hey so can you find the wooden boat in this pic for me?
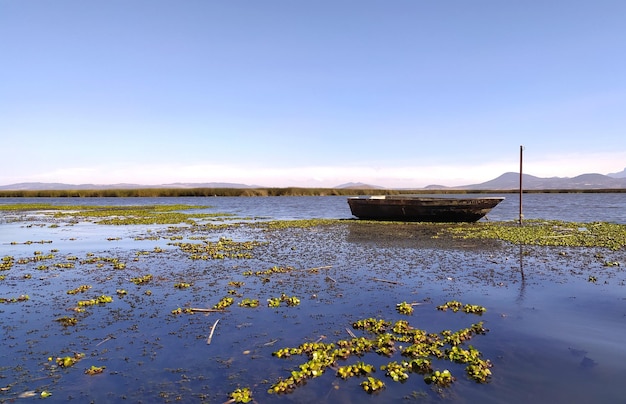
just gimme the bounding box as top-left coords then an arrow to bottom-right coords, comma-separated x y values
347,196 -> 505,222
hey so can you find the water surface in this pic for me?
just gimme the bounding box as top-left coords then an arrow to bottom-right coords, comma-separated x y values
0,195 -> 624,403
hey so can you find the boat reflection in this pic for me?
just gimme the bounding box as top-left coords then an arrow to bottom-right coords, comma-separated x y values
345,222 -> 502,251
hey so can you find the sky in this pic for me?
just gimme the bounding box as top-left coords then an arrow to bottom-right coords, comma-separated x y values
2,1 -> 626,188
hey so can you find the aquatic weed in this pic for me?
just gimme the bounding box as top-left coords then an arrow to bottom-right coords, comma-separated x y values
85,365 -> 106,375
396,301 -> 414,315
447,220 -> 626,250
268,303 -> 492,397
227,387 -> 253,403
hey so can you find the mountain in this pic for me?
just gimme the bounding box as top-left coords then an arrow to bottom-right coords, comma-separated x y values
0,182 -> 257,191
607,167 -> 626,178
0,182 -> 154,191
2,171 -> 626,191
457,172 -> 626,190
160,182 -> 259,188
335,182 -> 384,189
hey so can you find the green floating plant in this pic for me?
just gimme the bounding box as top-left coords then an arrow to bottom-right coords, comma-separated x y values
424,369 -> 454,387
67,285 -> 91,295
267,297 -> 281,308
213,297 -> 234,310
268,293 -> 301,307
0,295 -> 29,304
381,361 -> 409,382
171,307 -> 193,315
55,353 -> 85,368
396,301 -> 414,315
353,318 -> 390,334
436,300 -> 463,312
437,300 -> 486,315
238,298 -> 259,308
336,361 -> 375,379
130,274 -> 152,285
361,376 -> 385,393
463,304 -> 487,315
0,256 -> 14,270
268,303 -> 492,397
228,387 -> 253,403
112,261 -> 126,269
228,281 -> 244,287
77,295 -> 113,307
85,365 -> 106,375
171,237 -> 262,260
243,265 -> 294,277
54,316 -> 78,327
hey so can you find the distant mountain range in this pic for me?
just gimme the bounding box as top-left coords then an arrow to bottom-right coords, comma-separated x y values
0,182 -> 259,191
335,182 -> 385,189
607,167 -> 626,178
424,171 -> 626,190
1,168 -> 625,191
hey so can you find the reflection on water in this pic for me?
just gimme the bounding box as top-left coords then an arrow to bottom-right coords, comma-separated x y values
0,198 -> 625,403
517,244 -> 526,305
345,222 -> 502,250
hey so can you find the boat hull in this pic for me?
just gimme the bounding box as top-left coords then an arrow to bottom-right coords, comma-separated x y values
347,196 -> 505,222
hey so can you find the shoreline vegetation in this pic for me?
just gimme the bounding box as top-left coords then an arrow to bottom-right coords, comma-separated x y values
1,187 -> 625,198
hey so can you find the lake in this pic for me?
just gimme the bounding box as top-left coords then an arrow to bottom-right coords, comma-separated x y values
2,192 -> 626,223
0,194 -> 625,403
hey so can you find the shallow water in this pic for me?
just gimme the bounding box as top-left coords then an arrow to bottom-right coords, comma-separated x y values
0,197 -> 625,403
1,192 -> 626,223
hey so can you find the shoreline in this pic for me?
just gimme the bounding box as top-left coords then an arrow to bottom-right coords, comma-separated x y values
1,188 -> 626,198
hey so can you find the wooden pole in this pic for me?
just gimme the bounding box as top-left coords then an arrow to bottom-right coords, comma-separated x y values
519,145 -> 524,225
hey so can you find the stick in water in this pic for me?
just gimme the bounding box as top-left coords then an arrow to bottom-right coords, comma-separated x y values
345,328 -> 357,338
96,335 -> 115,347
190,308 -> 226,313
306,265 -> 332,271
207,319 -> 220,345
371,277 -> 402,285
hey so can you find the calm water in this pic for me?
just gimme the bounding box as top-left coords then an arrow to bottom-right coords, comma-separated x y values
1,192 -> 625,223
0,195 -> 625,403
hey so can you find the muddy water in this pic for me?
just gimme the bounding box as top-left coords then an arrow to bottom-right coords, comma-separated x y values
1,209 -> 625,403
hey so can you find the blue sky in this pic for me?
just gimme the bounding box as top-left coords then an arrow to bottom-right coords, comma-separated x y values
2,1 -> 625,188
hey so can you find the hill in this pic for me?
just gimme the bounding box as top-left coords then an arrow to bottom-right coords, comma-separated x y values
456,172 -> 626,190
335,182 -> 384,189
2,170 -> 626,191
0,182 -> 257,191
607,167 -> 626,178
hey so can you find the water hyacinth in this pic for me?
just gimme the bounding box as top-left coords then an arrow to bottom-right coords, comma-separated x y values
446,220 -> 626,250
85,365 -> 106,375
396,301 -> 414,315
269,306 -> 492,396
55,353 -> 85,368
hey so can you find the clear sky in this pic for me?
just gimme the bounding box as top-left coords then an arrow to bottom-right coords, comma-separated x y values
2,1 -> 625,188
